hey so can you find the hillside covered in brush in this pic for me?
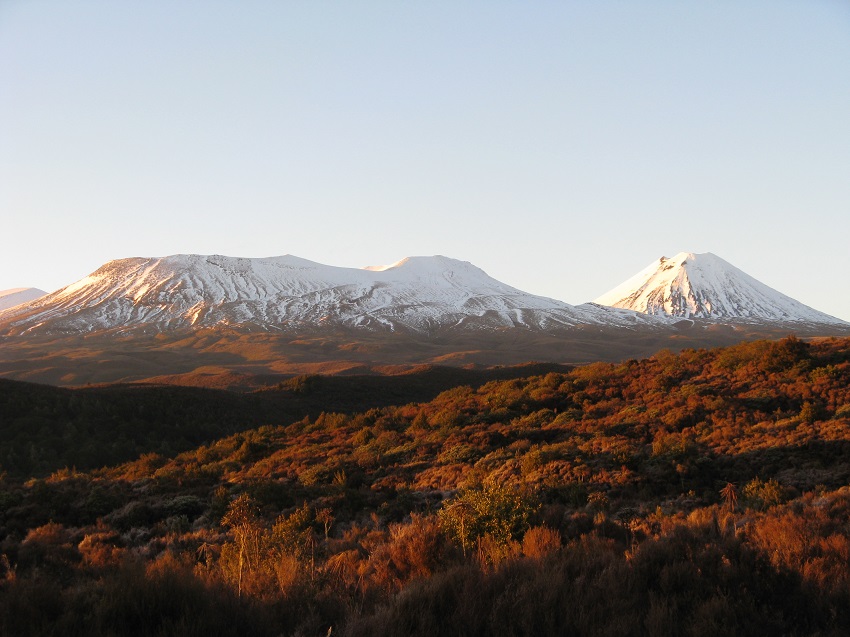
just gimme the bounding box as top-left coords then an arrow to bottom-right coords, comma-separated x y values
2,336 -> 850,635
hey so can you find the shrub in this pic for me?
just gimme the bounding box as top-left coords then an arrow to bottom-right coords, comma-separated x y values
743,477 -> 786,511
521,525 -> 561,559
438,483 -> 537,556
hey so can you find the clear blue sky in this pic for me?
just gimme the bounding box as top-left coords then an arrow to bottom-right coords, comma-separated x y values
2,1 -> 849,320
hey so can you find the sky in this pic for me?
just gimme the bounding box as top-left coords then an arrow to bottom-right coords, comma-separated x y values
2,1 -> 849,320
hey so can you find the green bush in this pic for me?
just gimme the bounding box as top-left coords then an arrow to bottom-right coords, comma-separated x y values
438,483 -> 537,556
743,477 -> 786,510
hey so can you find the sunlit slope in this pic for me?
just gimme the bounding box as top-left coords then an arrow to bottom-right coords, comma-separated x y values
596,252 -> 846,326
0,254 -> 655,335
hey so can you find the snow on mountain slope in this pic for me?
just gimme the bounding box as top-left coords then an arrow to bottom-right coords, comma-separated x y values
0,288 -> 47,312
0,254 -> 656,336
595,252 -> 847,325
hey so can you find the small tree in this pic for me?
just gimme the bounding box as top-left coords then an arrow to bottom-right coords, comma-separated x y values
316,507 -> 334,541
799,401 -> 823,425
221,493 -> 262,597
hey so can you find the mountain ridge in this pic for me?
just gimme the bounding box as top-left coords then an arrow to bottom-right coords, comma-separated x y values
594,251 -> 847,326
0,253 -> 658,337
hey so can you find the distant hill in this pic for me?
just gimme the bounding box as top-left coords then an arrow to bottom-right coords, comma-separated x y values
0,287 -> 46,311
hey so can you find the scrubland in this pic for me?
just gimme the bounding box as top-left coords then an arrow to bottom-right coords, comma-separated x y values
3,336 -> 850,636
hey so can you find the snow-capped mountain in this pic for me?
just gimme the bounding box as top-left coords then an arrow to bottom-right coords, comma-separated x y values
0,288 -> 47,312
0,254 -> 654,336
595,252 -> 846,325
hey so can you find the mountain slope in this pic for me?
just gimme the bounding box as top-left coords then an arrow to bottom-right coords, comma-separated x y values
0,288 -> 47,312
0,254 -> 655,336
595,252 -> 846,325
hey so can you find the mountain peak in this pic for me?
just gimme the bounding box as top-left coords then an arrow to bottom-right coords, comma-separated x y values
595,251 -> 846,325
0,253 -> 653,336
363,255 -> 472,272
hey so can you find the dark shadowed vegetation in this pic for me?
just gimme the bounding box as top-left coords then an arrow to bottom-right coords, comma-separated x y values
0,362 -> 569,477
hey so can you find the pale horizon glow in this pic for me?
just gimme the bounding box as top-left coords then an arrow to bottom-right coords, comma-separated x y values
2,2 -> 849,321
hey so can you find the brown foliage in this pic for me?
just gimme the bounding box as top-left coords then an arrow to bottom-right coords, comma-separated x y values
5,337 -> 850,634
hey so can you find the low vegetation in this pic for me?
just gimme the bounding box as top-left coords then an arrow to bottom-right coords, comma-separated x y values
2,336 -> 850,635
0,363 -> 568,477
